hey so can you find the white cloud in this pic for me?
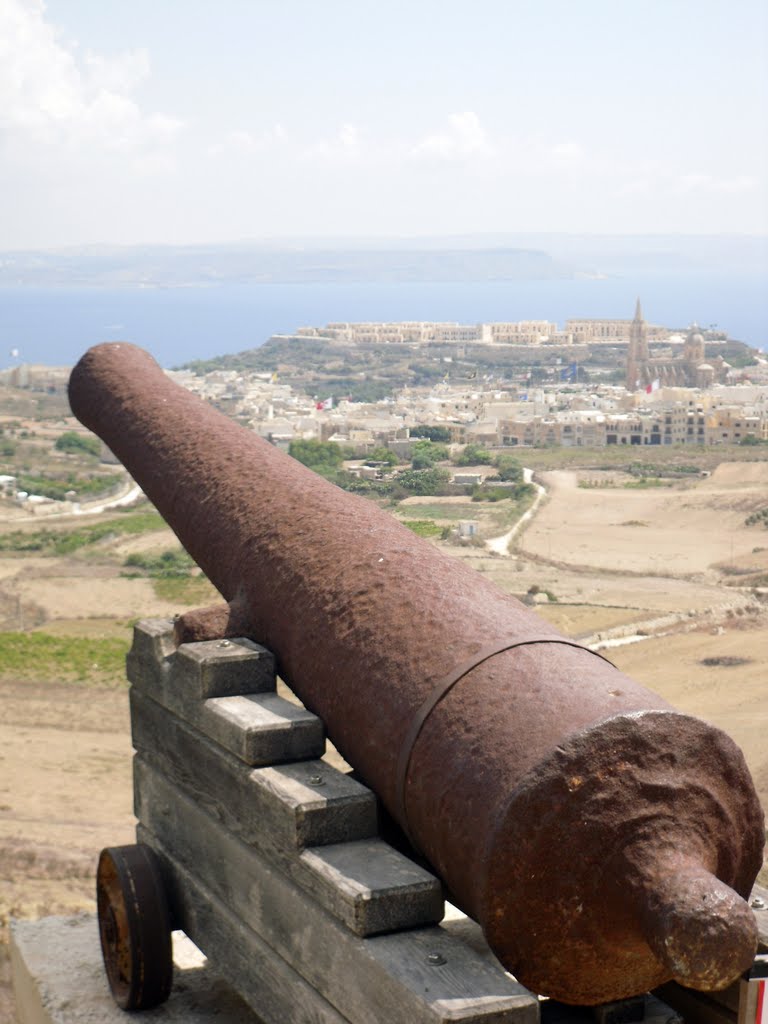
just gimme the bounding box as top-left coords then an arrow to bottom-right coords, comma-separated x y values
208,124 -> 287,158
0,0 -> 181,161
338,123 -> 358,150
84,49 -> 151,94
304,122 -> 364,162
411,112 -> 494,161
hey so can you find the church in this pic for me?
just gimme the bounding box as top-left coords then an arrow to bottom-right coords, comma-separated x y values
625,300 -> 730,391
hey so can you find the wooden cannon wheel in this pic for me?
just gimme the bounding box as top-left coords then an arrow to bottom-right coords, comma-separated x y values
96,844 -> 173,1010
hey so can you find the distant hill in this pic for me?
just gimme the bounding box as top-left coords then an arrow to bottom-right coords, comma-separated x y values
182,334 -> 593,401
2,233 -> 763,288
181,333 -> 762,402
0,244 -> 570,287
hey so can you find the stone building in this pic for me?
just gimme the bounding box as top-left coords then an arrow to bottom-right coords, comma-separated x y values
567,315 -> 667,344
625,301 -> 729,391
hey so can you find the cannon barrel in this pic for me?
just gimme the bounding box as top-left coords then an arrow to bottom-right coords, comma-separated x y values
69,343 -> 764,1005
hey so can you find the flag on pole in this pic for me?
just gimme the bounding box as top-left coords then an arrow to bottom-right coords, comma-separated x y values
315,396 -> 333,411
645,379 -> 660,394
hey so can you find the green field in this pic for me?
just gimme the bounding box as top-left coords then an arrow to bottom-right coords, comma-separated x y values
0,510 -> 165,556
0,631 -> 130,686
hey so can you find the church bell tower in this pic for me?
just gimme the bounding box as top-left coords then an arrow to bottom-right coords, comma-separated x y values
626,298 -> 649,390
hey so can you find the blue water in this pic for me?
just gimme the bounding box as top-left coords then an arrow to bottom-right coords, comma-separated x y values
1,271 -> 766,369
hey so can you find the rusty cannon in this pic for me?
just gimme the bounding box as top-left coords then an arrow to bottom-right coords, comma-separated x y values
69,342 -> 765,1006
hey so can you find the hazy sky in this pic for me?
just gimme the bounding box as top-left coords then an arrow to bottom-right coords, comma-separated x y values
1,0 -> 766,248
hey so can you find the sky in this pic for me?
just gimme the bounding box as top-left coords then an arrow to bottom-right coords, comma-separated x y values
1,0 -> 767,248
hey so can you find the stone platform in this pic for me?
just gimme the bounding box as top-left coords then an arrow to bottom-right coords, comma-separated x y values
10,914 -> 260,1024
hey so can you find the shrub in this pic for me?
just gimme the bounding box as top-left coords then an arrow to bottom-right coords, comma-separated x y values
494,454 -> 523,482
54,431 -> 100,456
288,439 -> 345,470
395,467 -> 452,496
123,549 -> 198,578
454,443 -> 493,467
410,440 -> 448,468
746,508 -> 768,528
411,426 -> 451,443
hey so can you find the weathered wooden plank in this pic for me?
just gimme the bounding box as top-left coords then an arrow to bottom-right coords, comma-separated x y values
173,638 -> 277,699
129,619 -> 323,765
136,764 -> 538,1024
298,839 -> 444,936
128,617 -> 177,667
134,752 -> 441,936
136,825 -> 350,1024
250,759 -> 379,848
201,691 -> 325,765
131,691 -> 376,849
128,621 -> 276,700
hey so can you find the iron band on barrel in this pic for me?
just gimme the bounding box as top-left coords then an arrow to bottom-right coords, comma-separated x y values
394,635 -> 615,849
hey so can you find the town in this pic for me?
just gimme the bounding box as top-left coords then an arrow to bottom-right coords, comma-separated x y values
0,302 -> 766,515
168,305 -> 768,460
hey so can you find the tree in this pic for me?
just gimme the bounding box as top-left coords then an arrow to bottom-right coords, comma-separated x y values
411,425 -> 451,443
410,440 -> 448,469
454,443 -> 493,466
288,439 -> 345,470
368,446 -> 399,466
54,431 -> 100,457
396,467 -> 452,496
494,454 -> 523,482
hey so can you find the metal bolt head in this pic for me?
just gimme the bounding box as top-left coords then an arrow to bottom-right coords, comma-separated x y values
308,774 -> 325,787
217,639 -> 231,648
751,896 -> 766,910
426,952 -> 446,966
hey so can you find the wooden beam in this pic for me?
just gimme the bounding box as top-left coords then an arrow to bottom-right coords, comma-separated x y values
136,780 -> 538,1024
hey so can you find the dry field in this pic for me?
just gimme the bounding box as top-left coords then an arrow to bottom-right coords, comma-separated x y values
1,457 -> 767,1019
519,462 -> 768,580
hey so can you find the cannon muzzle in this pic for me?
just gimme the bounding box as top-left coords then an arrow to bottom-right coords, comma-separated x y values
69,342 -> 765,1004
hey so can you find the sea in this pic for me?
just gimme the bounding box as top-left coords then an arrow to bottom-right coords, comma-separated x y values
1,270 -> 766,369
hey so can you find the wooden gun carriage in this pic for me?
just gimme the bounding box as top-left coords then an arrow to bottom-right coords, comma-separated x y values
96,619 -> 768,1024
